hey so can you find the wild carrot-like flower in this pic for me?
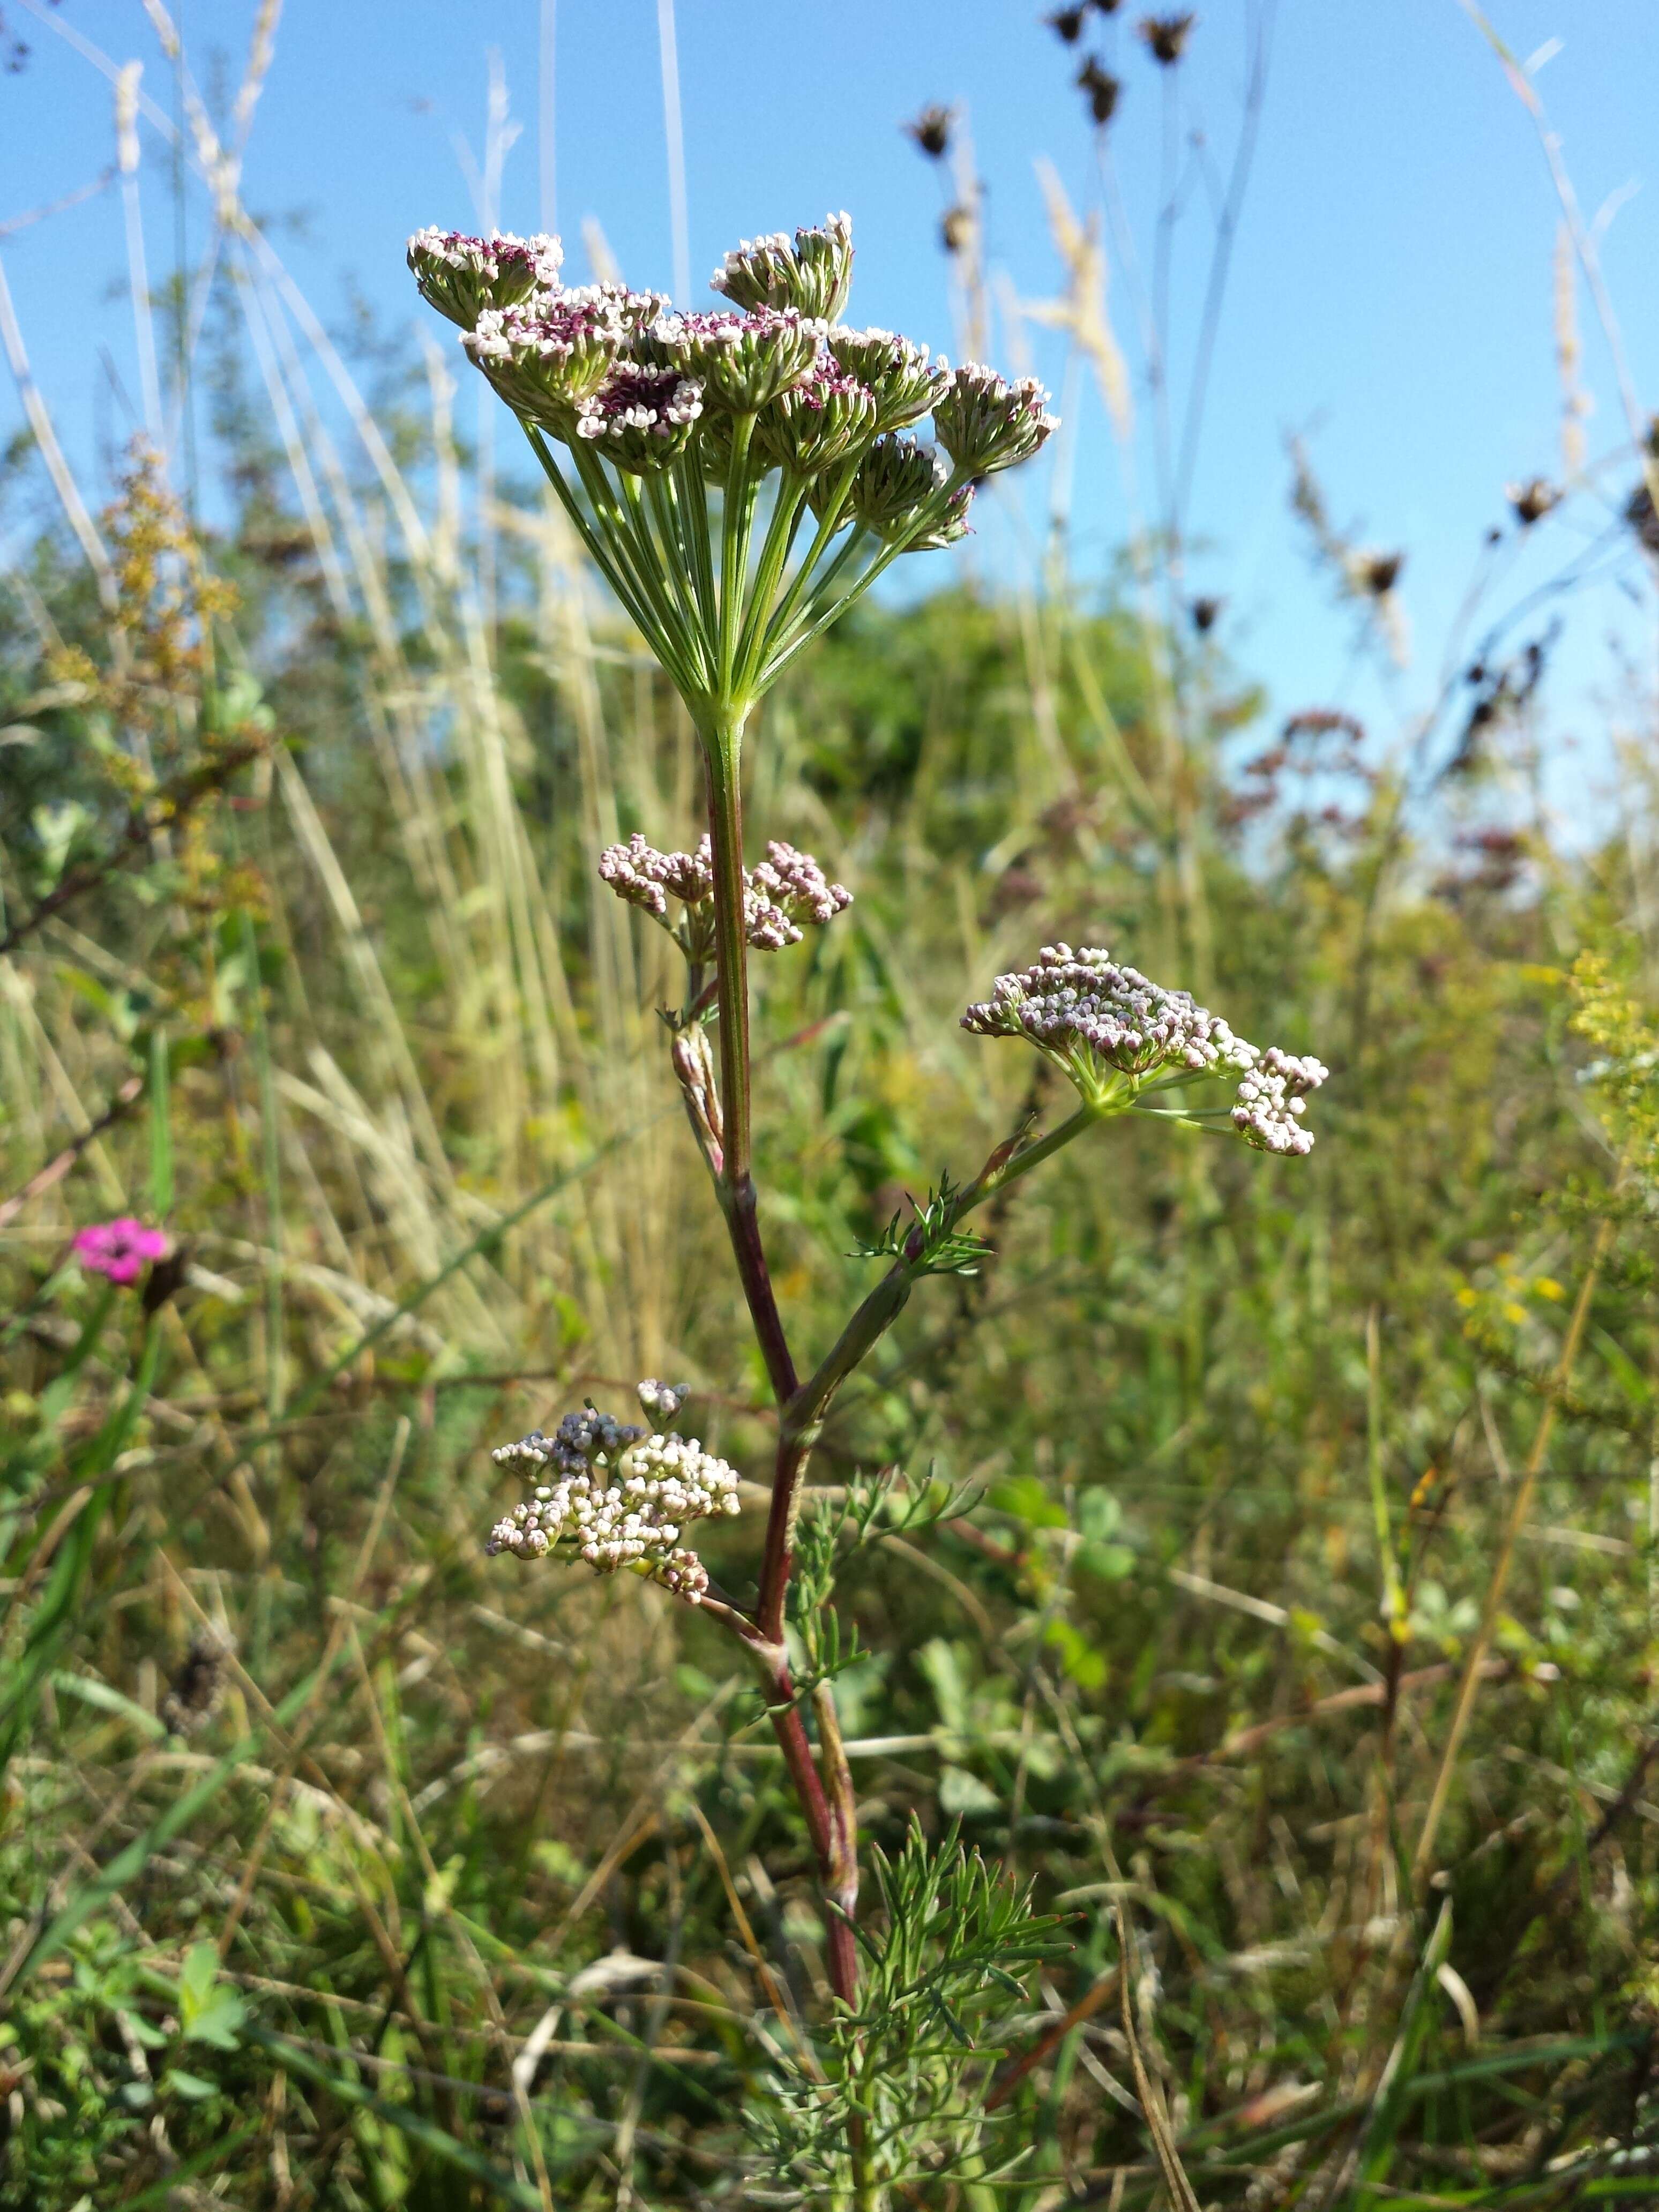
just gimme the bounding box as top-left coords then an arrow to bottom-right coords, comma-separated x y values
846,434 -> 954,539
72,1217 -> 169,1284
756,368 -> 880,475
962,945 -> 1327,1151
410,201 -> 1056,2016
575,365 -> 705,473
649,307 -> 824,414
486,1387 -> 739,1603
408,210 -> 1053,727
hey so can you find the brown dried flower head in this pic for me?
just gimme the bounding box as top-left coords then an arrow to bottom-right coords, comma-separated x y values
1077,57 -> 1123,125
1139,11 -> 1195,63
905,103 -> 953,159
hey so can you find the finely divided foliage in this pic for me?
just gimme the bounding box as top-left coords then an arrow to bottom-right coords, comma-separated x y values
406,207 -> 1323,2200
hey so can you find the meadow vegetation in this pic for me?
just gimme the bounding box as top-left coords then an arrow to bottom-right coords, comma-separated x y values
2,6 -> 1658,2206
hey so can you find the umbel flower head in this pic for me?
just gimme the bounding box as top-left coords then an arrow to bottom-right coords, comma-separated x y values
756,365 -> 880,476
711,212 -> 855,322
933,365 -> 1061,476
962,944 -> 1328,1154
407,227 -> 563,330
407,210 -> 1056,719
487,1381 -> 738,1603
599,833 -> 851,962
576,364 -> 705,473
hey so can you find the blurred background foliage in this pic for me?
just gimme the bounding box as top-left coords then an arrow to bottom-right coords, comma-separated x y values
3,6 -> 1659,2207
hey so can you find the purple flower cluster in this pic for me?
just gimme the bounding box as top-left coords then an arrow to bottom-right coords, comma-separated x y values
575,364 -> 705,473
962,944 -> 1327,1152
598,832 -> 851,957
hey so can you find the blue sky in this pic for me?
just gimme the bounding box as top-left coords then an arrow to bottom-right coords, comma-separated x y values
2,0 -> 1656,807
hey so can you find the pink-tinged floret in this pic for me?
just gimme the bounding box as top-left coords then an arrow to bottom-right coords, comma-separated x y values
72,1217 -> 169,1285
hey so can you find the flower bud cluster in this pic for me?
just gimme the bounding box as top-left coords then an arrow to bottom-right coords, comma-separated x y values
757,368 -> 880,475
650,307 -> 824,413
637,1377 -> 692,1421
748,841 -> 855,946
485,1391 -> 738,1603
1231,1046 -> 1329,1157
407,227 -> 563,328
598,832 -> 851,958
825,328 -> 948,434
711,213 -> 855,323
932,364 -> 1061,476
962,944 -> 1327,1149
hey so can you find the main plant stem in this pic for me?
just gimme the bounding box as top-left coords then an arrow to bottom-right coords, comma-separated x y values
702,708 -> 861,2005
703,721 -> 797,1411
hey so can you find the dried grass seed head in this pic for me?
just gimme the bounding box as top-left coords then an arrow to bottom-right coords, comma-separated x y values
1507,477 -> 1560,527
1138,11 -> 1196,63
1077,57 -> 1123,125
905,104 -> 953,158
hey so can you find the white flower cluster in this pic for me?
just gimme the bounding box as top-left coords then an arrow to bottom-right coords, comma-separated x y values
486,1385 -> 737,1603
415,210 -> 1055,519
963,945 -> 1252,1078
962,944 -> 1327,1152
597,833 -> 851,956
1231,1045 -> 1329,1157
748,841 -> 854,946
574,365 -> 706,470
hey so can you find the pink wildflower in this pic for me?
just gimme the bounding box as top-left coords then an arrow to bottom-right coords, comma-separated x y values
72,1217 -> 169,1286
